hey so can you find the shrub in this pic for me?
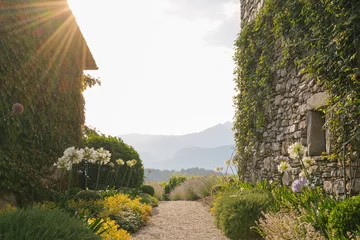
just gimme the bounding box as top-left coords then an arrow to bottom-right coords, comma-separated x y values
163,174 -> 187,200
169,182 -> 198,201
271,186 -> 337,238
0,207 -> 100,240
192,175 -> 218,198
68,199 -> 105,218
140,185 -> 155,196
213,189 -> 273,240
147,182 -> 164,201
328,195 -> 360,238
75,190 -> 104,201
138,193 -> 158,207
88,218 -> 131,240
103,194 -> 152,223
69,187 -> 83,198
84,135 -> 144,189
211,184 -> 226,196
110,210 -> 143,233
256,208 -> 325,239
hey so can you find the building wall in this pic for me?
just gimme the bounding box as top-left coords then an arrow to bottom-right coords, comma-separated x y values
239,0 -> 359,195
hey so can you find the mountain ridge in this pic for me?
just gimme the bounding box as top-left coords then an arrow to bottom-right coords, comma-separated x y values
119,122 -> 235,170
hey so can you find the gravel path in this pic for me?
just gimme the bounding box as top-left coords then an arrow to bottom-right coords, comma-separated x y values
132,201 -> 229,240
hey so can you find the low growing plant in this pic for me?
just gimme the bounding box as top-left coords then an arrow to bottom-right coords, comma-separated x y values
0,207 -> 100,240
212,189 -> 273,240
328,195 -> 360,239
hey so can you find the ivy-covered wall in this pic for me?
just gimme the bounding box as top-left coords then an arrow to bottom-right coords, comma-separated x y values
0,0 -> 97,203
235,0 -> 360,195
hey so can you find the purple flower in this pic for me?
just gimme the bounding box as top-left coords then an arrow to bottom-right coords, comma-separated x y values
291,177 -> 309,193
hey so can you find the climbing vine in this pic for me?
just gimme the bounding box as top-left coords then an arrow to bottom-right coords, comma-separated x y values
234,0 -> 360,177
0,1 -> 96,203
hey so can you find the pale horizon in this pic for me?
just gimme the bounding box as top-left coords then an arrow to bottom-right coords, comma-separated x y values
68,0 -> 240,136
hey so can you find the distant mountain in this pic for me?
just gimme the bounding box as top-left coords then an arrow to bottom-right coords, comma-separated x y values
120,122 -> 235,170
144,168 -> 222,182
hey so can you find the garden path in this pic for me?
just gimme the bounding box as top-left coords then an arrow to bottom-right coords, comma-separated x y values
132,201 -> 229,240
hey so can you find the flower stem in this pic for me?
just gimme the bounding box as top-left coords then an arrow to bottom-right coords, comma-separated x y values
85,162 -> 89,190
95,164 -> 102,190
126,168 -> 133,188
66,168 -> 73,200
120,167 -> 128,187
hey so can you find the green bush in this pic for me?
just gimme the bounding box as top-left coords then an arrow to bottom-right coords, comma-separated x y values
163,174 -> 187,200
110,210 -> 143,233
211,184 -> 225,196
328,195 -> 360,238
84,134 -> 144,189
213,189 -> 273,240
140,185 -> 155,196
69,187 -> 82,198
271,186 -> 337,238
0,207 -> 100,240
139,193 -> 158,207
75,190 -> 103,201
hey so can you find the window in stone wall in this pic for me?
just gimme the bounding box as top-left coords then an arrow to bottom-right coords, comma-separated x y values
307,111 -> 326,156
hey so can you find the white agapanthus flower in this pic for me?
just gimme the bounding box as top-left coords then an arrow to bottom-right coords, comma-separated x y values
96,148 -> 111,165
288,142 -> 306,159
224,159 -> 231,166
63,147 -> 84,164
231,159 -> 239,166
302,157 -> 314,168
277,161 -> 291,173
116,159 -> 125,165
214,166 -> 223,172
83,147 -> 97,163
299,170 -> 306,178
53,156 -> 72,170
126,159 -> 137,167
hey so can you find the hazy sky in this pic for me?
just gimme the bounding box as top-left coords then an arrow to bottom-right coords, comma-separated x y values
68,0 -> 240,135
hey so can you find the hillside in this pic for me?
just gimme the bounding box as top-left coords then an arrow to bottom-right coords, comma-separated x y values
120,122 -> 235,170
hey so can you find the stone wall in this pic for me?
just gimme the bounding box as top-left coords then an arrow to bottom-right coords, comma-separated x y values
240,0 -> 360,195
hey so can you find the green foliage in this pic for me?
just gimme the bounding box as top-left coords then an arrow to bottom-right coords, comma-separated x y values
140,184 -> 155,196
271,186 -> 337,238
163,174 -> 187,200
138,193 -> 158,207
213,189 -> 273,240
234,0 -> 360,175
110,210 -> 143,234
0,1 -> 96,203
83,134 -> 144,189
328,195 -> 360,238
169,176 -> 219,200
75,190 -> 104,201
0,207 -> 100,240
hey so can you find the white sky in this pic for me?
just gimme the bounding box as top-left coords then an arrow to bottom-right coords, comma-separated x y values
68,0 -> 240,135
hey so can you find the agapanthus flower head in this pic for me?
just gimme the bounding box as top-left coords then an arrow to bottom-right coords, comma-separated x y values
116,159 -> 125,165
126,159 -> 137,167
299,170 -> 306,178
96,148 -> 111,165
277,161 -> 291,173
12,103 -> 24,115
63,147 -> 84,164
302,157 -> 314,168
214,166 -> 223,172
231,158 -> 239,166
224,159 -> 231,166
288,142 -> 306,159
53,156 -> 72,170
83,147 -> 97,163
291,177 -> 309,192
274,155 -> 289,164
